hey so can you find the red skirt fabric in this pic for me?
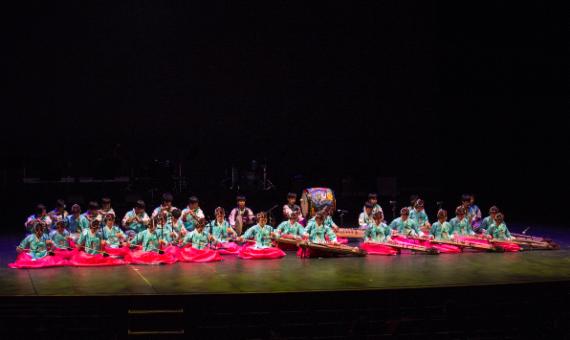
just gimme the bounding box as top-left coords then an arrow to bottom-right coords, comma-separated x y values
129,249 -> 178,265
178,246 -> 223,263
104,245 -> 133,263
216,242 -> 241,255
491,241 -> 521,252
360,242 -> 398,256
53,247 -> 78,260
238,246 -> 286,260
69,251 -> 126,267
9,252 -> 67,269
336,237 -> 349,244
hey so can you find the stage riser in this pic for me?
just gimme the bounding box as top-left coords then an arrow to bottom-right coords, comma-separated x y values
1,282 -> 568,339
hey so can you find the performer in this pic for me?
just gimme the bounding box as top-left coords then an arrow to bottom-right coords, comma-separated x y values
430,209 -> 453,240
363,193 -> 383,215
48,199 -> 68,229
228,195 -> 255,235
390,208 -> 422,237
282,192 -> 305,224
10,223 -> 66,269
168,209 -> 187,240
65,204 -> 90,236
178,218 -> 222,262
24,204 -> 52,234
238,212 -> 286,259
450,206 -> 475,237
101,214 -> 130,259
305,212 -> 339,244
122,200 -> 151,237
360,211 -> 397,255
208,207 -> 239,255
181,196 -> 205,231
277,210 -> 306,239
151,192 -> 177,225
99,197 -> 116,218
408,194 -> 420,211
82,201 -> 102,223
129,217 -> 178,265
486,213 -> 513,240
50,220 -> 75,259
478,206 -> 499,233
409,199 -> 431,233
358,202 -> 374,228
70,220 -> 125,266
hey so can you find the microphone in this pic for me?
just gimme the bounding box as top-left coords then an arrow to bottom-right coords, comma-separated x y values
337,209 -> 348,214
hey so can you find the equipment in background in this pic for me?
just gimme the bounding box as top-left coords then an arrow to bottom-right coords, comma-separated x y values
300,188 -> 336,218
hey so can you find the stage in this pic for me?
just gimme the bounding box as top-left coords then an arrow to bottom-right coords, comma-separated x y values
0,225 -> 568,338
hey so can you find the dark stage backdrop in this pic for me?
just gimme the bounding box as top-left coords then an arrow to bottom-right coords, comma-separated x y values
3,2 -> 567,230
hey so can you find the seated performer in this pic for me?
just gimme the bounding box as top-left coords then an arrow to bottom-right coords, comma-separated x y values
282,192 -> 305,224
50,220 -> 72,249
151,192 -> 177,225
99,197 -> 116,218
122,200 -> 151,238
358,202 -> 374,228
449,206 -> 475,237
407,194 -> 420,211
228,195 -> 255,235
409,199 -> 431,233
468,194 -> 482,228
208,207 -> 240,254
82,201 -> 102,223
478,206 -> 499,233
129,217 -> 178,265
486,213 -> 513,240
10,222 -> 66,268
360,211 -> 397,255
181,196 -> 205,231
24,204 -> 52,234
71,220 -> 125,266
305,212 -> 339,245
168,208 -> 187,238
238,212 -> 286,259
363,193 -> 383,215
179,218 -> 223,262
277,210 -> 306,239
390,208 -> 422,237
430,209 -> 453,240
48,199 -> 68,229
101,214 -> 130,258
66,204 -> 90,238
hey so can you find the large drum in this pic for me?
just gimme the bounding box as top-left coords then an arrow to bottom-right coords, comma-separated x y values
300,188 -> 336,218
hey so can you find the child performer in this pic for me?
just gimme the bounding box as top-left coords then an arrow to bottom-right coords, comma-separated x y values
208,207 -> 240,255
122,200 -> 151,239
99,197 -> 116,218
238,212 -> 286,259
24,204 -> 52,234
129,217 -> 178,265
9,223 -> 66,268
229,195 -> 255,235
363,193 -> 383,215
450,206 -> 475,237
485,213 -> 521,252
360,211 -> 397,255
358,203 -> 374,228
71,220 -> 125,266
179,218 -> 223,262
66,204 -> 90,239
468,194 -> 482,228
168,209 -> 187,242
48,199 -> 68,229
101,214 -> 130,259
478,206 -> 499,233
409,199 -> 431,234
151,192 -> 177,226
276,210 -> 307,251
390,208 -> 422,237
305,212 -> 339,245
426,209 -> 461,253
49,220 -> 75,259
82,201 -> 102,223
282,192 -> 305,225
181,196 -> 205,232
